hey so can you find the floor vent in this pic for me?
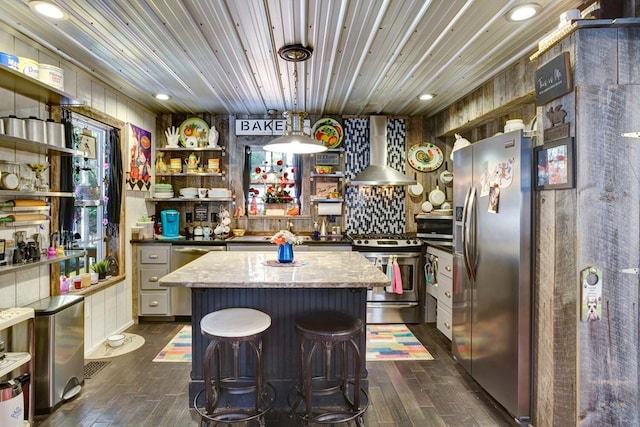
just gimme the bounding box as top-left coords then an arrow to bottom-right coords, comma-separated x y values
84,361 -> 110,379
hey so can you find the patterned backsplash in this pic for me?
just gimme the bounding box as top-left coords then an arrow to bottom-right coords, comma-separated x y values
343,117 -> 407,234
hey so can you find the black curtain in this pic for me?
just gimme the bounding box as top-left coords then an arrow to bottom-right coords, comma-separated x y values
105,128 -> 122,235
59,109 -> 75,233
293,154 -> 303,210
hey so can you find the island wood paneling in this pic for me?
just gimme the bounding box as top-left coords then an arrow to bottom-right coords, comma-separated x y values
189,287 -> 367,408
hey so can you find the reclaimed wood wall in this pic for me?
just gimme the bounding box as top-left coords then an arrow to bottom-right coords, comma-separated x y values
534,25 -> 640,427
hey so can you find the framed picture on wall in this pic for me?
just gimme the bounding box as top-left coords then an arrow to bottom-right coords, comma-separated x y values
534,137 -> 575,190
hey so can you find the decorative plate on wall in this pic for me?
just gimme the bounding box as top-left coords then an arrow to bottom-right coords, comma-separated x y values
408,143 -> 443,172
178,118 -> 209,147
312,118 -> 343,148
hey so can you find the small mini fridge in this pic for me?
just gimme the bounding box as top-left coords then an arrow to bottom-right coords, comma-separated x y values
27,295 -> 84,414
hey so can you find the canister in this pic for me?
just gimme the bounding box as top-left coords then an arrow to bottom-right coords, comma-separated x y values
504,119 -> 525,133
136,221 -> 154,240
25,116 -> 47,143
0,52 -> 19,71
46,119 -> 65,147
18,57 -> 39,79
38,64 -> 64,91
1,116 -> 25,139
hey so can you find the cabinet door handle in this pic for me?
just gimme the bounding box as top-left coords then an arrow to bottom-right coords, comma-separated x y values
149,254 -> 159,259
149,276 -> 158,282
444,291 -> 451,298
149,301 -> 159,307
444,322 -> 451,329
445,265 -> 452,271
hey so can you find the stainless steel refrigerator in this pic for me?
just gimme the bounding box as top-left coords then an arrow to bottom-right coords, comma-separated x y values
452,130 -> 532,423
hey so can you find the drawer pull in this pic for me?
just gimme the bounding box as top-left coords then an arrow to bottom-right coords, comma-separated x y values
445,265 -> 452,271
444,322 -> 451,329
149,254 -> 159,259
444,291 -> 451,298
149,301 -> 159,307
149,276 -> 158,282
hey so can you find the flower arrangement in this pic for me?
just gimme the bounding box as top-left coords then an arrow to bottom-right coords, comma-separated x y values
270,230 -> 302,246
249,160 -> 296,204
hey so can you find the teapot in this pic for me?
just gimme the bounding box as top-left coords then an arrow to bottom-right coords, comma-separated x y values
185,152 -> 200,170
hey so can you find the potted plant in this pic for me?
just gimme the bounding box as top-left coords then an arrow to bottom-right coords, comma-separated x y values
91,259 -> 109,280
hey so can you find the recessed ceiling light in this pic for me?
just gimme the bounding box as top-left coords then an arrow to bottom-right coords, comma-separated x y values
29,1 -> 68,20
418,93 -> 435,101
153,93 -> 171,101
506,3 -> 541,22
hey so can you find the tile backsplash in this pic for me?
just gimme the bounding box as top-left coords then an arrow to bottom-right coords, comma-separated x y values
344,118 -> 406,234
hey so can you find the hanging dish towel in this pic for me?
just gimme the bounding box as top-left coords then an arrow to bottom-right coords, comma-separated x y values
393,256 -> 403,294
385,256 -> 394,293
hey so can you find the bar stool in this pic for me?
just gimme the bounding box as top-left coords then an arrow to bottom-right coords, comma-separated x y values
289,311 -> 368,425
194,308 -> 275,426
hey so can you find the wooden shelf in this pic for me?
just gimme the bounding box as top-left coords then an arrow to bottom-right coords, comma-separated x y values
0,190 -> 74,198
0,65 -> 83,106
0,250 -> 86,276
157,146 -> 224,152
156,172 -> 224,177
146,197 -> 233,202
0,134 -> 84,156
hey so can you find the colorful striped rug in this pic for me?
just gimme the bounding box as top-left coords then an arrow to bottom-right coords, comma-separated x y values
153,324 -> 433,362
366,324 -> 434,361
152,325 -> 192,362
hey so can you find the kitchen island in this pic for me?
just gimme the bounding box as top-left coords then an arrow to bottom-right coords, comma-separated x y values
159,250 -> 390,407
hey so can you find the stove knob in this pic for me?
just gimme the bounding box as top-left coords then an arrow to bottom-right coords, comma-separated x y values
406,239 -> 413,245
363,239 -> 369,245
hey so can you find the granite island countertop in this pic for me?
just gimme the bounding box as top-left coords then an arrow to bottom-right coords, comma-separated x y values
158,251 -> 389,288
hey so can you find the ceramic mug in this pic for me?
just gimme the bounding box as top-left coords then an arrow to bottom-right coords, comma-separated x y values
198,188 -> 208,198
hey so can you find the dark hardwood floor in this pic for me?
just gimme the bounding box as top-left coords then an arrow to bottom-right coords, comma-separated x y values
34,322 -> 515,427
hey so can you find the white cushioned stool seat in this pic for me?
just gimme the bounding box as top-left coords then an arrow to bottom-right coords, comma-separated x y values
201,307 -> 271,338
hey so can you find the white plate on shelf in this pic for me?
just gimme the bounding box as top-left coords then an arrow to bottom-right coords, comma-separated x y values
431,208 -> 453,215
154,193 -> 174,199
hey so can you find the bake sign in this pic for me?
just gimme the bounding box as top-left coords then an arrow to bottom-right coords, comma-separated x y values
534,52 -> 573,105
235,119 -> 311,136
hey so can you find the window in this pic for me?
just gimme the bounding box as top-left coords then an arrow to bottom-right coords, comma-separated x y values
70,116 -> 111,265
244,146 -> 302,216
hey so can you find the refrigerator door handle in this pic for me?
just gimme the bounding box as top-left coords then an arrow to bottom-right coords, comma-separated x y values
462,185 -> 477,281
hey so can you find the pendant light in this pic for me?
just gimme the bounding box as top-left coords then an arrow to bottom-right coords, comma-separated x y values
264,45 -> 327,154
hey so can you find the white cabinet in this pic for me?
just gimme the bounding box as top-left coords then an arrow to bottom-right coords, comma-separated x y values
0,307 -> 35,425
137,245 -> 170,316
426,246 -> 453,340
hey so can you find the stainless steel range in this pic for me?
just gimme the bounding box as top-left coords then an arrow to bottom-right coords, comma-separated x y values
350,234 -> 424,324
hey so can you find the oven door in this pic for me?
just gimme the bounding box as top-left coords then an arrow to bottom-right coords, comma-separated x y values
362,251 -> 423,324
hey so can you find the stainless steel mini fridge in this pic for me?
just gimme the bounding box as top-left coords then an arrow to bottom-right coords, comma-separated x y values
28,295 -> 84,414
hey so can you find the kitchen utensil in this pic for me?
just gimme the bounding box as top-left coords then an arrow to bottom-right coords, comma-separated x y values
107,334 -> 125,347
451,133 -> 471,160
408,172 -> 423,197
178,117 -> 209,147
421,201 -> 433,212
428,181 -> 446,207
440,162 -> 453,184
408,143 -> 443,172
46,119 -> 65,147
1,116 -> 25,139
311,118 -> 343,148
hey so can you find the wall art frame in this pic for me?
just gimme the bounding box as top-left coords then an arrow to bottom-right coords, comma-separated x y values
534,137 -> 575,190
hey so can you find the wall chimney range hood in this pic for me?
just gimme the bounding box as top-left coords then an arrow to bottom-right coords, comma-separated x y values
348,116 -> 417,186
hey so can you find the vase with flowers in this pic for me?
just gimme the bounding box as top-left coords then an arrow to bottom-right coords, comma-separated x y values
270,230 -> 302,263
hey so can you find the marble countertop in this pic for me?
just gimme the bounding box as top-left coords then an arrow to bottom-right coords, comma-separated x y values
159,251 -> 390,289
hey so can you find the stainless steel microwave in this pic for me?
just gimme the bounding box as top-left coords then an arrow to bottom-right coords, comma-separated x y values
415,214 -> 453,245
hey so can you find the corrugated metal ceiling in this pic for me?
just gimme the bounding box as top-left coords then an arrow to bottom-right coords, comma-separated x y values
0,0 -> 587,116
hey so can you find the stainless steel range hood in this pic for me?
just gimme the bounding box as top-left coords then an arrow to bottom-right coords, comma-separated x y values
348,116 -> 417,186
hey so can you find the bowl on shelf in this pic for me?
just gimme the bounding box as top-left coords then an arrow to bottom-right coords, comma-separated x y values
107,334 -> 125,348
315,165 -> 333,174
232,229 -> 246,237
